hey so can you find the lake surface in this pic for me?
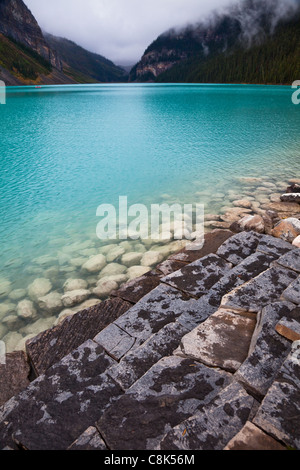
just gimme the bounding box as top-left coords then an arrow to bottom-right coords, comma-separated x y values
1,83 -> 300,350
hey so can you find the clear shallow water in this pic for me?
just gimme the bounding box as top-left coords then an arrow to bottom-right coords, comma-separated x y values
1,83 -> 300,350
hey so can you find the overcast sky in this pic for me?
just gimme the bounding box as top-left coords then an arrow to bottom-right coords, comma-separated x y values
24,0 -> 235,65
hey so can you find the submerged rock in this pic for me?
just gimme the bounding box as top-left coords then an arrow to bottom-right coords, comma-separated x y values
121,252 -> 143,268
63,278 -> 88,293
0,302 -> 16,320
37,292 -> 63,315
17,299 -> 37,320
8,289 -> 27,301
61,289 -> 91,308
2,332 -> 23,354
106,246 -> 125,263
100,263 -> 127,277
127,266 -> 152,280
233,199 -> 253,209
82,254 -> 106,273
93,280 -> 119,299
28,278 -> 52,301
20,317 -> 56,337
0,278 -> 12,297
0,324 -> 8,339
141,251 -> 164,267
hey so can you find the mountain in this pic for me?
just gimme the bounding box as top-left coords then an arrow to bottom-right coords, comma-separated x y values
0,32 -> 74,85
0,0 -> 127,85
0,0 -> 61,70
44,34 -> 127,84
130,0 -> 300,85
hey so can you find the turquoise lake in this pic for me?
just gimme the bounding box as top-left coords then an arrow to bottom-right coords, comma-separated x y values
0,83 -> 300,349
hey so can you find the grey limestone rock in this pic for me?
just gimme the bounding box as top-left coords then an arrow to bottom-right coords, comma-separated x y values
235,302 -> 295,398
97,356 -> 231,450
114,283 -> 200,345
161,254 -> 232,298
0,340 -> 121,450
159,382 -> 255,450
221,266 -> 298,313
253,341 -> 300,449
107,322 -> 189,390
178,308 -> 256,373
68,426 -> 107,450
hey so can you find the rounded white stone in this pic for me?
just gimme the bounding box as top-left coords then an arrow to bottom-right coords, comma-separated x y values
63,278 -> 88,293
61,289 -> 91,308
28,278 -> 52,301
141,251 -> 164,267
17,299 -> 37,319
127,266 -> 152,280
82,254 -> 107,273
93,280 -> 118,299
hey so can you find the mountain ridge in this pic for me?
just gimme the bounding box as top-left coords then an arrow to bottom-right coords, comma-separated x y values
44,33 -> 127,84
0,0 -> 127,85
130,0 -> 300,85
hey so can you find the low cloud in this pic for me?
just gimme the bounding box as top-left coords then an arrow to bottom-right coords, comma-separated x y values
24,0 -> 234,64
24,0 -> 299,64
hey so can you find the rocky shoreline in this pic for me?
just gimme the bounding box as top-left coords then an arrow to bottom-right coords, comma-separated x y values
0,178 -> 300,451
0,177 -> 300,450
1,176 -> 300,356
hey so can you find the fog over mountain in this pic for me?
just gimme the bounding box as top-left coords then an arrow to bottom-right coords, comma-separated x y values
24,0 -> 239,64
130,0 -> 300,84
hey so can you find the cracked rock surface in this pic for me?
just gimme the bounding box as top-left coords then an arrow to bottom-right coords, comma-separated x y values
1,230 -> 300,450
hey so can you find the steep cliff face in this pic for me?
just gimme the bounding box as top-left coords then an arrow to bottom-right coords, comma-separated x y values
0,0 -> 62,70
130,0 -> 300,84
130,16 -> 242,82
0,0 -> 127,85
44,33 -> 127,83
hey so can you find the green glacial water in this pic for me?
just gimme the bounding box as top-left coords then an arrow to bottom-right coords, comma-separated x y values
0,83 -> 299,351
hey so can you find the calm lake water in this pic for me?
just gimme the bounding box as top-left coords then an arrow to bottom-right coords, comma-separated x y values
0,83 -> 300,350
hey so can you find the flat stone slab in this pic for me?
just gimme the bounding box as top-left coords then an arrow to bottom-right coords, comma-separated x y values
114,283 -> 200,345
256,234 -> 295,257
178,309 -> 256,372
0,352 -> 31,408
224,421 -> 287,451
161,254 -> 232,298
253,341 -> 300,450
111,271 -> 161,304
275,308 -> 300,342
68,427 -> 107,450
107,322 -> 189,390
216,231 -> 263,265
155,259 -> 187,276
159,382 -> 255,450
176,294 -> 219,331
175,250 -> 279,331
97,356 -> 231,450
201,251 -> 280,310
0,340 -> 122,450
235,302 -> 295,398
26,297 -> 131,376
282,275 -> 300,304
169,230 -> 234,264
221,266 -> 298,313
276,248 -> 300,273
94,324 -> 136,361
